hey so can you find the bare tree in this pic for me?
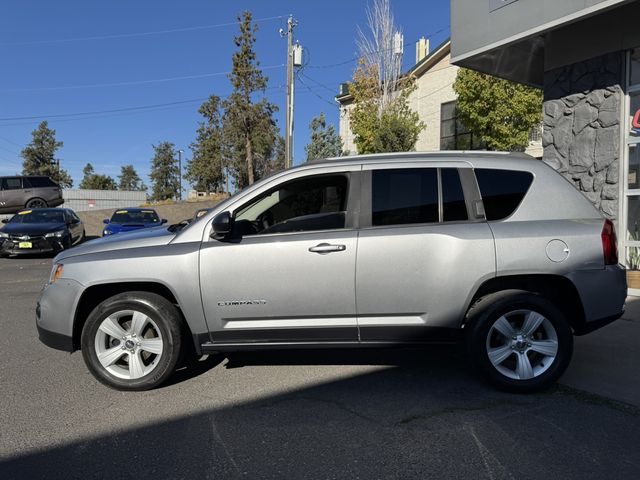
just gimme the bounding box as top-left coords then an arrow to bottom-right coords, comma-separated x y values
356,0 -> 404,115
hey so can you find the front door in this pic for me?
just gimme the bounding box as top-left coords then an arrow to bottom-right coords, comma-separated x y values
199,169 -> 361,345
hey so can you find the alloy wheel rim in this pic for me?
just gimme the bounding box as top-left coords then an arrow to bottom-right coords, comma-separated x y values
485,309 -> 558,381
94,309 -> 164,380
28,199 -> 45,208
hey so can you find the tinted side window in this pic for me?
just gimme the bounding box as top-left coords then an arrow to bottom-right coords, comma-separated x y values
235,174 -> 349,235
441,168 -> 468,222
372,169 -> 438,226
475,169 -> 534,220
2,178 -> 22,190
25,177 -> 56,188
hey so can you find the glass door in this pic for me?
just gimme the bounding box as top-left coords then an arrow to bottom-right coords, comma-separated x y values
624,49 -> 640,293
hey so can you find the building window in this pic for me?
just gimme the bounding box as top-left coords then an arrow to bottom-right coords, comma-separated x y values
631,48 -> 640,86
528,124 -> 542,143
440,101 -> 484,150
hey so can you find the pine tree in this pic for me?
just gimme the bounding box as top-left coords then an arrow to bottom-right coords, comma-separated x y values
186,95 -> 226,192
222,11 -> 278,189
149,142 -> 180,201
305,113 -> 343,161
21,121 -> 73,188
79,163 -> 117,190
118,165 -> 146,191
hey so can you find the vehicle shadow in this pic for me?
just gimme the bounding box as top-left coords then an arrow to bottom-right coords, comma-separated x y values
224,344 -> 468,370
2,348 -> 639,480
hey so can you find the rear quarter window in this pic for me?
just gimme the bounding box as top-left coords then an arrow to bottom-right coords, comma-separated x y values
24,177 -> 57,188
474,169 -> 534,221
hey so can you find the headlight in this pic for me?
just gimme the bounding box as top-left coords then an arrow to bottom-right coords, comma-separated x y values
49,263 -> 63,283
103,229 -> 112,236
0,231 -> 8,238
45,229 -> 66,238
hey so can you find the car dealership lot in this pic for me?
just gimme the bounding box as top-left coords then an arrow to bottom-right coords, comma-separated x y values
1,257 -> 639,479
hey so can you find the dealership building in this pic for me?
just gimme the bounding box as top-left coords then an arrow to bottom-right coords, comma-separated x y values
451,0 -> 640,275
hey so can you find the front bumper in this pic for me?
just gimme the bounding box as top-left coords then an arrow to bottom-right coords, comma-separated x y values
1,236 -> 66,256
36,278 -> 84,352
37,324 -> 74,351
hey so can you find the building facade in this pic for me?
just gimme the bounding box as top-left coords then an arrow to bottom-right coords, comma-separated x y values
336,40 -> 543,158
450,0 -> 640,284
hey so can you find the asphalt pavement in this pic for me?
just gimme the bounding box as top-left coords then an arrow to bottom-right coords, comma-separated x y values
0,256 -> 638,479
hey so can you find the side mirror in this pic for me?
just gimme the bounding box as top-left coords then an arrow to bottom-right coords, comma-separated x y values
103,219 -> 109,224
161,219 -> 168,225
211,211 -> 233,240
1,219 -> 7,224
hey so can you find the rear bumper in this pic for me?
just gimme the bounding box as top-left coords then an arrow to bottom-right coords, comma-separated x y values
48,197 -> 64,208
567,264 -> 627,334
574,310 -> 624,335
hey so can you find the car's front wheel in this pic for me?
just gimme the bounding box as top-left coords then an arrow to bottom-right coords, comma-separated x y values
466,290 -> 573,393
81,292 -> 182,391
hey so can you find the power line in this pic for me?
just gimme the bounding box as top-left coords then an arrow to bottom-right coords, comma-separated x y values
0,64 -> 286,93
0,144 -> 19,155
0,135 -> 22,147
0,86 -> 288,126
306,25 -> 450,69
300,72 -> 338,95
296,74 -> 336,108
0,15 -> 286,47
0,98 -> 208,121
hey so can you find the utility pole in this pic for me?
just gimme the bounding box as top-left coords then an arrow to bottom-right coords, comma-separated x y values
177,149 -> 183,201
281,15 -> 298,169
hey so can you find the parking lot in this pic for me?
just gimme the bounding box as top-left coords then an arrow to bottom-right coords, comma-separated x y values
1,255 -> 639,479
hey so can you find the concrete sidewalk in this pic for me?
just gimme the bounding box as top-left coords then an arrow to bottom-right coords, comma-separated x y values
560,296 -> 640,407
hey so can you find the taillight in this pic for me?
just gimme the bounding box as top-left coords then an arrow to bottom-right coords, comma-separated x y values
601,219 -> 618,266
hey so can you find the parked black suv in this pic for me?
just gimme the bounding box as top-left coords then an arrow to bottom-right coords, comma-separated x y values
0,176 -> 64,214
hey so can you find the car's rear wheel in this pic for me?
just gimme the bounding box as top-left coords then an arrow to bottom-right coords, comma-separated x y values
81,292 -> 182,391
25,197 -> 47,209
465,290 -> 573,393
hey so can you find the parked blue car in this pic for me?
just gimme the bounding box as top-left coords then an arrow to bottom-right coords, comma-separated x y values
102,208 -> 167,236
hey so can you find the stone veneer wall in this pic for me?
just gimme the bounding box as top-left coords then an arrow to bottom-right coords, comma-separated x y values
542,52 -> 623,220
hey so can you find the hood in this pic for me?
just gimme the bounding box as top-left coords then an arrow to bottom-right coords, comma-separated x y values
0,222 -> 66,236
55,225 -> 174,262
105,223 -> 155,233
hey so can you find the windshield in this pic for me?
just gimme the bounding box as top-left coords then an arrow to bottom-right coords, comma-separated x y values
110,210 -> 160,224
10,210 -> 64,224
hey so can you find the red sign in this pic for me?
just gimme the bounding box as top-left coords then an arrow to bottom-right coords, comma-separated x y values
633,109 -> 640,130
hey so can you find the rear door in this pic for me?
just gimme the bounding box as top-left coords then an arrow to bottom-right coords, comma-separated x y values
24,177 -> 61,204
355,162 -> 496,342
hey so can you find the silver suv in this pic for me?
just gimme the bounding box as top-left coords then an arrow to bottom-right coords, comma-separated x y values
0,175 -> 63,213
35,152 -> 626,392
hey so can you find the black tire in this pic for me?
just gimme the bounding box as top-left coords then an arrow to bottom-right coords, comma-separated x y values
25,197 -> 48,209
81,292 -> 183,391
465,290 -> 573,393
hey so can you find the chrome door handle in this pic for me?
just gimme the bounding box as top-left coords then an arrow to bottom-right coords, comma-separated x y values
308,243 -> 346,254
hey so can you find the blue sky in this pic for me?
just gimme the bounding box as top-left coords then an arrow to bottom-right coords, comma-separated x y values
0,0 -> 450,190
